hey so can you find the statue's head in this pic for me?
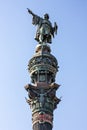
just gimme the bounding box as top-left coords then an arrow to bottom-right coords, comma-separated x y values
44,13 -> 49,20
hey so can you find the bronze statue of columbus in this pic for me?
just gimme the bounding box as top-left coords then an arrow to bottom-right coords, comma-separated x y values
27,9 -> 58,44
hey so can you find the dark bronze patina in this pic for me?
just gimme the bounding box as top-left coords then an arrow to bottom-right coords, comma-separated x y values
27,9 -> 58,44
25,9 -> 60,130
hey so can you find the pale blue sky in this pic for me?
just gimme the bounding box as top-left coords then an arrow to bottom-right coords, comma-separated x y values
0,0 -> 87,130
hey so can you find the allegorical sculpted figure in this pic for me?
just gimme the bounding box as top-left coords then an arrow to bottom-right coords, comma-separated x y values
27,9 -> 58,43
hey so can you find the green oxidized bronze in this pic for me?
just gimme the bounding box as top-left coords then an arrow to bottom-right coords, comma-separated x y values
25,83 -> 60,114
27,9 -> 58,44
28,44 -> 59,84
25,9 -> 60,130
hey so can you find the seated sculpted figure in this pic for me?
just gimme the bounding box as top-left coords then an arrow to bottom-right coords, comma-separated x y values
27,9 -> 58,44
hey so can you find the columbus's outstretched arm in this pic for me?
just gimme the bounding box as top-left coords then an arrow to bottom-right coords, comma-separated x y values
27,8 -> 35,16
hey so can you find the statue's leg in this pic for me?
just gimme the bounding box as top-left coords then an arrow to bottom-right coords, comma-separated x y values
39,27 -> 44,43
39,34 -> 43,43
45,34 -> 51,43
34,32 -> 39,41
48,35 -> 52,43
